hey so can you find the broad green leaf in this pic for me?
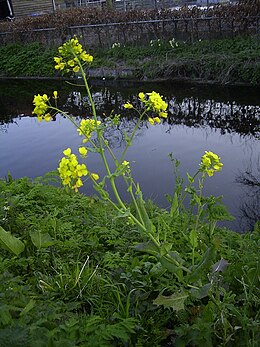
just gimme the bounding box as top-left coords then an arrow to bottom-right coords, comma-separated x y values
136,192 -> 156,234
29,231 -> 54,249
212,258 -> 229,273
190,283 -> 212,299
168,251 -> 185,265
133,241 -> 159,256
159,255 -> 183,281
160,242 -> 172,256
188,245 -> 216,282
0,226 -> 25,256
153,291 -> 188,311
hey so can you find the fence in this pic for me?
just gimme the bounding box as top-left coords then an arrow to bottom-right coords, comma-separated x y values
0,15 -> 259,47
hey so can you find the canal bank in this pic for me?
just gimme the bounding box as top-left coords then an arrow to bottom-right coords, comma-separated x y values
0,35 -> 259,86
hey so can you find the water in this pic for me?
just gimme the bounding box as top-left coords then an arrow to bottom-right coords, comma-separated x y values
0,79 -> 259,232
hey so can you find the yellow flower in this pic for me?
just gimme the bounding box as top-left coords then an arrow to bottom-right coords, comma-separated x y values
53,91 -> 58,99
147,91 -> 168,113
159,112 -> 167,118
54,36 -> 93,74
63,148 -> 72,156
44,113 -> 52,122
122,160 -> 129,166
54,57 -> 66,70
73,65 -> 80,73
68,59 -> 75,67
76,178 -> 83,187
72,178 -> 84,192
148,117 -> 160,125
80,51 -> 93,63
54,57 -> 61,63
148,117 -> 155,125
76,163 -> 88,177
33,94 -> 49,118
200,151 -> 223,177
139,91 -> 168,118
123,102 -> 134,109
91,173 -> 99,181
138,92 -> 145,102
58,150 -> 88,191
77,119 -> 101,142
78,147 -> 88,156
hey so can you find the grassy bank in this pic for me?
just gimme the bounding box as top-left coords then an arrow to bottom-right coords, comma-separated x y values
0,175 -> 259,346
0,36 -> 259,85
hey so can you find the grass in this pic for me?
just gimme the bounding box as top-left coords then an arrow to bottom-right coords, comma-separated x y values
0,174 -> 259,346
0,36 -> 259,85
92,36 -> 260,84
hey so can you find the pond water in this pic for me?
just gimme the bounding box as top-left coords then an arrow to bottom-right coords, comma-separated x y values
0,79 -> 259,232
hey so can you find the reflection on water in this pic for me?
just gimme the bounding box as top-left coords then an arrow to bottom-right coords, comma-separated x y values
63,88 -> 260,139
235,162 -> 260,231
0,79 -> 259,232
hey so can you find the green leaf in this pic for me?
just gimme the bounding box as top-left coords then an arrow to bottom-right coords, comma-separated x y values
170,192 -> 179,217
207,204 -> 234,221
29,231 -> 54,249
190,283 -> 212,299
0,305 -> 12,327
153,291 -> 188,311
187,172 -> 194,184
158,255 -> 183,281
188,245 -> 216,282
133,241 -> 159,256
20,299 -> 35,317
212,258 -> 229,273
113,208 -> 131,220
136,192 -> 156,234
0,226 -> 25,256
189,229 -> 198,248
160,242 -> 173,256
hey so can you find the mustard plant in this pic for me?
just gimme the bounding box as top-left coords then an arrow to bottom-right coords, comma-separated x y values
31,36 -> 226,304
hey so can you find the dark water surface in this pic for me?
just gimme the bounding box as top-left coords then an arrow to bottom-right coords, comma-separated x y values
0,79 -> 259,232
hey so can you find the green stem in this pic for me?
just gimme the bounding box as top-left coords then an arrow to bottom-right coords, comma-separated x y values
126,182 -> 145,226
194,176 -> 204,231
100,134 -> 118,163
171,170 -> 201,216
90,176 -> 147,233
120,109 -> 146,163
77,58 -> 128,214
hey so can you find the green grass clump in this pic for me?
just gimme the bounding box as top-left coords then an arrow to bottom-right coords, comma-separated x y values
0,36 -> 259,84
0,43 -> 56,77
0,175 -> 259,346
93,36 -> 260,84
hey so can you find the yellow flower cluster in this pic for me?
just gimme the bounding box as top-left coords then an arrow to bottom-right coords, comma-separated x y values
32,91 -> 58,122
58,148 -> 87,192
54,37 -> 93,73
77,119 -> 101,143
200,151 -> 223,177
139,91 -> 168,125
32,94 -> 49,121
58,147 -> 99,192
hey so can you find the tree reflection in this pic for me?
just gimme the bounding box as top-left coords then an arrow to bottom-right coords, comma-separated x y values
236,162 -> 260,231
1,85 -> 259,139
60,89 -> 260,139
